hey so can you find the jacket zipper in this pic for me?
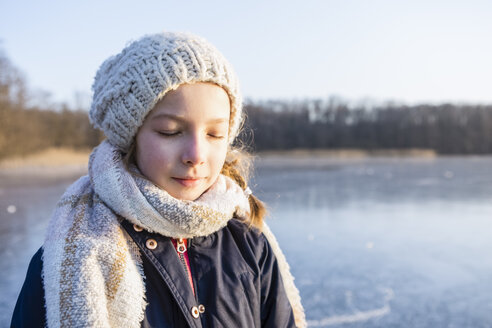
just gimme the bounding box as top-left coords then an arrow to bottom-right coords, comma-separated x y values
187,238 -> 200,306
175,238 -> 196,296
175,238 -> 202,319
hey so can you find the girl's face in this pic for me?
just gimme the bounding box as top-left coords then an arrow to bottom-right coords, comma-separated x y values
135,82 -> 230,201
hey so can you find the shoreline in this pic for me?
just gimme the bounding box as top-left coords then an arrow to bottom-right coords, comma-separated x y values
2,147 -> 492,179
0,148 -> 439,171
0,165 -> 87,189
0,148 -> 90,187
256,148 -> 437,158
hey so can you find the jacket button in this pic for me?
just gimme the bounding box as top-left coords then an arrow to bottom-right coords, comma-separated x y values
198,304 -> 205,313
191,306 -> 200,318
133,224 -> 144,232
146,239 -> 157,250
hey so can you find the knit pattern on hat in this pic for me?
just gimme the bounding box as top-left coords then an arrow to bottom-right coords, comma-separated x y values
89,32 -> 243,151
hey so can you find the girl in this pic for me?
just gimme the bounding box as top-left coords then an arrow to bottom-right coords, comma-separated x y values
11,32 -> 306,328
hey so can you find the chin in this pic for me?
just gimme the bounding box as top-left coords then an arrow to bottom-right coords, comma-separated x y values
170,189 -> 203,201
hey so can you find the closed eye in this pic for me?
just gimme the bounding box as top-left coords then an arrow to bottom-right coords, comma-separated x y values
208,133 -> 225,139
158,131 -> 180,137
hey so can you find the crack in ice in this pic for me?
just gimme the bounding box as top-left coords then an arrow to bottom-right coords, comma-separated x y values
307,288 -> 394,327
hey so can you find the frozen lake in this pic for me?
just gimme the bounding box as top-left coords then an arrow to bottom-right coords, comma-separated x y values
2,156 -> 492,327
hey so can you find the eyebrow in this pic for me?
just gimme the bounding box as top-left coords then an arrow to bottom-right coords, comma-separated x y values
151,113 -> 229,124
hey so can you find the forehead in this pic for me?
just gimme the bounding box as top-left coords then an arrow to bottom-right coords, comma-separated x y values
148,83 -> 231,122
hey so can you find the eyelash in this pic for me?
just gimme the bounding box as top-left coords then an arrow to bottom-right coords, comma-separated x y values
158,131 -> 224,139
158,131 -> 180,137
208,134 -> 225,139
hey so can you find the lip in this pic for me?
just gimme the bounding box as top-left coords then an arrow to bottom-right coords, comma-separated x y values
173,177 -> 203,187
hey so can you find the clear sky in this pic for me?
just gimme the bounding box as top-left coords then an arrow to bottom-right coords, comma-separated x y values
1,0 -> 491,107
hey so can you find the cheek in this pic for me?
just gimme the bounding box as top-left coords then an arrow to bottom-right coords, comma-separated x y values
136,134 -> 173,173
210,144 -> 228,174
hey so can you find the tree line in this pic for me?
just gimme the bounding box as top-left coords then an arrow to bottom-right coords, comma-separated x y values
2,47 -> 492,160
0,47 -> 103,160
240,99 -> 492,154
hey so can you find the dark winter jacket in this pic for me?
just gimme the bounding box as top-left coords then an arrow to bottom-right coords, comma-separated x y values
11,218 -> 297,327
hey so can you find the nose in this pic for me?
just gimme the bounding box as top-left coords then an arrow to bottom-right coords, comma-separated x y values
181,134 -> 206,166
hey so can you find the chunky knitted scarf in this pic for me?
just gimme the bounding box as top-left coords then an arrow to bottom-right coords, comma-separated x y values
42,140 -> 306,327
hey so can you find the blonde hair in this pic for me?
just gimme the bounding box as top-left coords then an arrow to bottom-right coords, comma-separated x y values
220,147 -> 267,230
123,144 -> 267,230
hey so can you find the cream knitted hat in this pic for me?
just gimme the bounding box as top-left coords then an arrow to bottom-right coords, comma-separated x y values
89,32 -> 243,151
